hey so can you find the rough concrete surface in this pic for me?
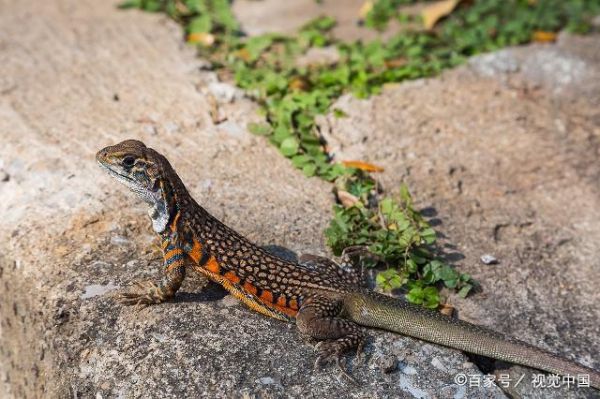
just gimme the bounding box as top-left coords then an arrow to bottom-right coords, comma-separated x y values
0,1 -> 598,399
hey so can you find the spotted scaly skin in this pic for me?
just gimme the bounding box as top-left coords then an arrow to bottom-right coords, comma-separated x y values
97,140 -> 600,389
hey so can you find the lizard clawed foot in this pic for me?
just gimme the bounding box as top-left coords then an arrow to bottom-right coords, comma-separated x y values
116,280 -> 165,308
313,341 -> 359,384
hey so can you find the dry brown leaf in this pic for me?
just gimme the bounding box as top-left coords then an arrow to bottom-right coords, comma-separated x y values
187,32 -> 215,46
532,31 -> 557,43
439,303 -> 455,317
336,190 -> 360,208
342,160 -> 385,172
234,48 -> 251,62
206,93 -> 226,125
289,76 -> 309,91
358,1 -> 374,19
384,57 -> 407,68
174,0 -> 190,14
422,0 -> 461,30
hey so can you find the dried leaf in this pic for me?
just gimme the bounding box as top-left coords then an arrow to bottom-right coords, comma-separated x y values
422,0 -> 461,30
384,57 -> 407,68
342,160 -> 385,172
358,1 -> 374,19
439,303 -> 455,317
206,93 -> 226,124
532,31 -> 557,43
234,48 -> 251,62
289,76 -> 309,91
187,32 -> 215,46
336,190 -> 360,208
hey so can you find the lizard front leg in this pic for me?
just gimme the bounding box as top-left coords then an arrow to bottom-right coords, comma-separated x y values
118,238 -> 186,307
296,295 -> 366,381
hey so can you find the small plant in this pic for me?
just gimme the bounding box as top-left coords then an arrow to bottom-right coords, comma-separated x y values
325,181 -> 473,308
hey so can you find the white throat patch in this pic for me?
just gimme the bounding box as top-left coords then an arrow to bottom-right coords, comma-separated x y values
149,199 -> 169,233
146,188 -> 169,233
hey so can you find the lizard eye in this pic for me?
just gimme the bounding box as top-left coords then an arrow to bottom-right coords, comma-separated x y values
122,155 -> 136,167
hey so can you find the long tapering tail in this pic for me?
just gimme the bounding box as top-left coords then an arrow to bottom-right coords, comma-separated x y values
343,291 -> 600,389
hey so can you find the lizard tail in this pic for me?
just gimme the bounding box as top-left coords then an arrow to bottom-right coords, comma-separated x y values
343,291 -> 600,389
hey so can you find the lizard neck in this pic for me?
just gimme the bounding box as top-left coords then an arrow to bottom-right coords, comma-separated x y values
148,158 -> 191,234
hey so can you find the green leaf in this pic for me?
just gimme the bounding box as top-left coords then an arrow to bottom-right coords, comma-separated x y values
212,0 -> 240,32
118,0 -> 141,9
272,125 -> 291,144
444,279 -> 458,289
301,16 -> 336,32
333,108 -> 348,118
376,269 -> 404,291
406,258 -> 418,273
458,284 -> 472,298
380,198 -> 394,215
280,137 -> 300,157
141,0 -> 162,12
248,122 -> 272,136
302,163 -> 317,177
406,286 -> 424,304
188,15 -> 212,33
291,154 -> 310,168
245,35 -> 275,62
421,227 -> 436,244
399,183 -> 412,206
423,286 -> 440,308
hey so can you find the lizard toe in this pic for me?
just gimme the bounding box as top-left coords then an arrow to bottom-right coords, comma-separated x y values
313,341 -> 358,384
117,291 -> 162,306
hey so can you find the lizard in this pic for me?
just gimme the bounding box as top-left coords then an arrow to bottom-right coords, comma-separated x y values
96,139 -> 600,389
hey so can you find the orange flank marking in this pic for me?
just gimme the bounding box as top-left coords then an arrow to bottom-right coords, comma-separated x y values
192,255 -> 293,322
166,260 -> 184,272
188,240 -> 203,263
276,296 -> 287,307
260,290 -> 274,303
243,281 -> 257,295
205,256 -> 221,274
273,302 -> 298,317
288,299 -> 299,310
164,248 -> 183,260
224,271 -> 241,284
170,211 -> 181,232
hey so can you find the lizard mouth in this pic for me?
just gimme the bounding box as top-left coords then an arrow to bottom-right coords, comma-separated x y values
97,160 -> 157,204
97,160 -> 144,191
97,160 -> 134,182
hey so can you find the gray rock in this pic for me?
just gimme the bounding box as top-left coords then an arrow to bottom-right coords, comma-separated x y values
110,235 -> 130,246
207,81 -> 243,103
469,50 -> 520,77
80,283 -> 118,299
480,254 -> 499,265
296,46 -> 340,68
0,1 -> 598,399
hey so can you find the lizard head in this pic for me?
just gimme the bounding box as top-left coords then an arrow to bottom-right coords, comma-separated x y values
96,139 -> 179,232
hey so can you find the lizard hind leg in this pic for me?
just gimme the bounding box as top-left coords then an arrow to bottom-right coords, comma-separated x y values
296,295 -> 366,383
